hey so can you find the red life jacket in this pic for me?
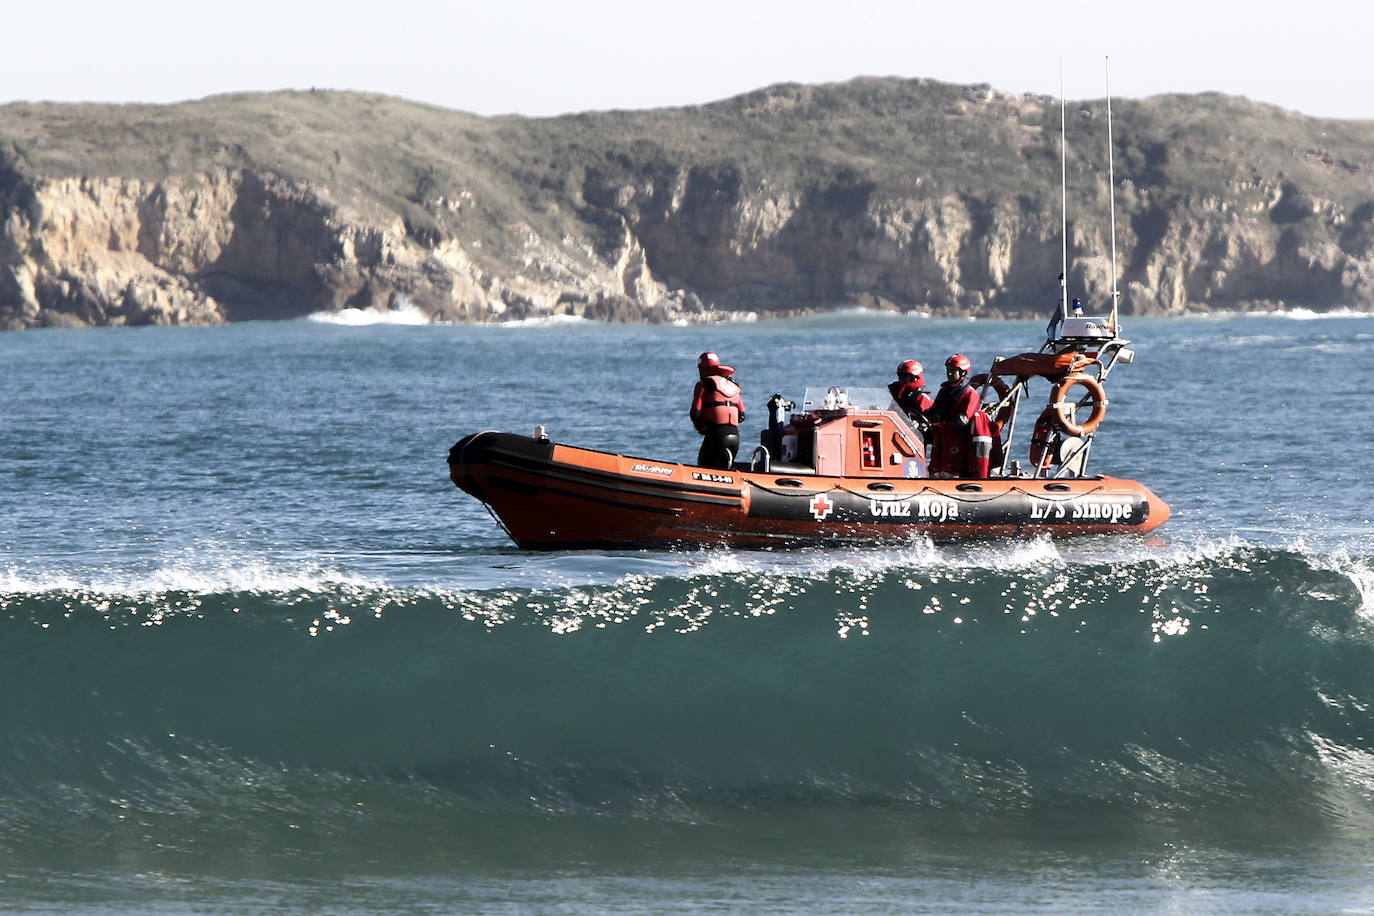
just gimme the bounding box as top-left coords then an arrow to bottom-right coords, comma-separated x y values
931,381 -> 978,425
695,374 -> 742,427
888,380 -> 933,416
929,384 -> 990,478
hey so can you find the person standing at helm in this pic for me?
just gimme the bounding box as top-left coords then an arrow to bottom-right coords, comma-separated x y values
926,353 -> 993,478
690,351 -> 745,470
888,359 -> 933,420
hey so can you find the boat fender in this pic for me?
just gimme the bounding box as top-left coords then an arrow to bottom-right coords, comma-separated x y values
1049,373 -> 1107,436
1056,435 -> 1087,476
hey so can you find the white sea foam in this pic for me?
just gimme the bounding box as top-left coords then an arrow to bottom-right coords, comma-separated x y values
307,301 -> 431,326
13,533 -> 1335,601
468,533 -> 1255,594
645,536 -> 1062,583
0,565 -> 83,595
1169,307 -> 1373,321
1,552 -> 381,597
1274,307 -> 1374,320
1307,547 -> 1374,621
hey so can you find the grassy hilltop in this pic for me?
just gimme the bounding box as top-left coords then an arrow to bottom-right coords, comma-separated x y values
2,78 -> 1373,328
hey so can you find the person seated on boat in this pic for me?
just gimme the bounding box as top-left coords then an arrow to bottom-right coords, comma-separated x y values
691,351 -> 745,470
888,359 -> 933,421
926,353 -> 993,478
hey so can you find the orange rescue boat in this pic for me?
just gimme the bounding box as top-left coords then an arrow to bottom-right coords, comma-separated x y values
448,320 -> 1169,549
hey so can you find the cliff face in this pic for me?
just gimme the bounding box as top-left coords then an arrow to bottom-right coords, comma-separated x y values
3,82 -> 1374,330
574,155 -> 1374,317
0,168 -> 676,329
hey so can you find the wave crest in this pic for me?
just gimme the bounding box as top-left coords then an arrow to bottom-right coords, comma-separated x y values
306,301 -> 430,325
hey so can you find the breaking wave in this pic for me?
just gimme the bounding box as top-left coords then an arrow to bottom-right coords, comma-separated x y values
4,540 -> 1372,845
306,301 -> 431,325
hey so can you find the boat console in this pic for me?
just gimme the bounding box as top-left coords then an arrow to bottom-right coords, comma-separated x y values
748,386 -> 927,479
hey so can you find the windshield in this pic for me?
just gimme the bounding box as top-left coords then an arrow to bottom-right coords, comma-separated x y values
801,386 -> 898,411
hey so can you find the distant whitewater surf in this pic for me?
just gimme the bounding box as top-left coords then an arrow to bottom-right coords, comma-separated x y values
307,302 -> 430,326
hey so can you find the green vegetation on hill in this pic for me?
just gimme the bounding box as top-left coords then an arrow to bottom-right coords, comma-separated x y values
3,77 -> 1374,327
6,78 -> 1371,217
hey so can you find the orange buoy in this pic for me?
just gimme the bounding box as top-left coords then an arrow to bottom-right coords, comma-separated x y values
1050,373 -> 1107,436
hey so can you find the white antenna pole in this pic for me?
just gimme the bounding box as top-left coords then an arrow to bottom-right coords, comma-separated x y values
1060,60 -> 1069,320
1105,56 -> 1120,334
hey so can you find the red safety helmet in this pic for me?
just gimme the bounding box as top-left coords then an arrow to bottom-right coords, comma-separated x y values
697,351 -> 735,376
897,359 -> 924,385
946,353 -> 971,375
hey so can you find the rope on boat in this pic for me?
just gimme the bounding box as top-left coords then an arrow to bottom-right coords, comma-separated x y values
750,478 -> 1110,507
455,430 -> 519,542
481,499 -> 517,542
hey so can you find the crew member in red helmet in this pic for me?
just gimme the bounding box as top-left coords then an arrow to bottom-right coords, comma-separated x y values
690,351 -> 745,470
926,354 -> 993,478
888,359 -> 933,419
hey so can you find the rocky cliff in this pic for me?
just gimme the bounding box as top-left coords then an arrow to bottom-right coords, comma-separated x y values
3,80 -> 1373,330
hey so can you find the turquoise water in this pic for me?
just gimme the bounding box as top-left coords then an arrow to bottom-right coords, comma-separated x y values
2,311 -> 1373,912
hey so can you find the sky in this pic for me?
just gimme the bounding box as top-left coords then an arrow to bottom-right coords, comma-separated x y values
5,0 -> 1372,121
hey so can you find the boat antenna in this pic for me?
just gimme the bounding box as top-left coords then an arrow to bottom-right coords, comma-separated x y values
1105,56 -> 1120,334
1059,60 -> 1069,322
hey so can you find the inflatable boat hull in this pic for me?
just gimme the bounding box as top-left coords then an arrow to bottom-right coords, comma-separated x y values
448,431 -> 1170,549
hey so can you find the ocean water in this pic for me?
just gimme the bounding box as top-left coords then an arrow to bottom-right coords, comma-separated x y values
2,309 -> 1373,913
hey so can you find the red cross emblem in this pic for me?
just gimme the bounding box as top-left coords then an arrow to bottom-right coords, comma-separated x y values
809,492 -> 835,521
